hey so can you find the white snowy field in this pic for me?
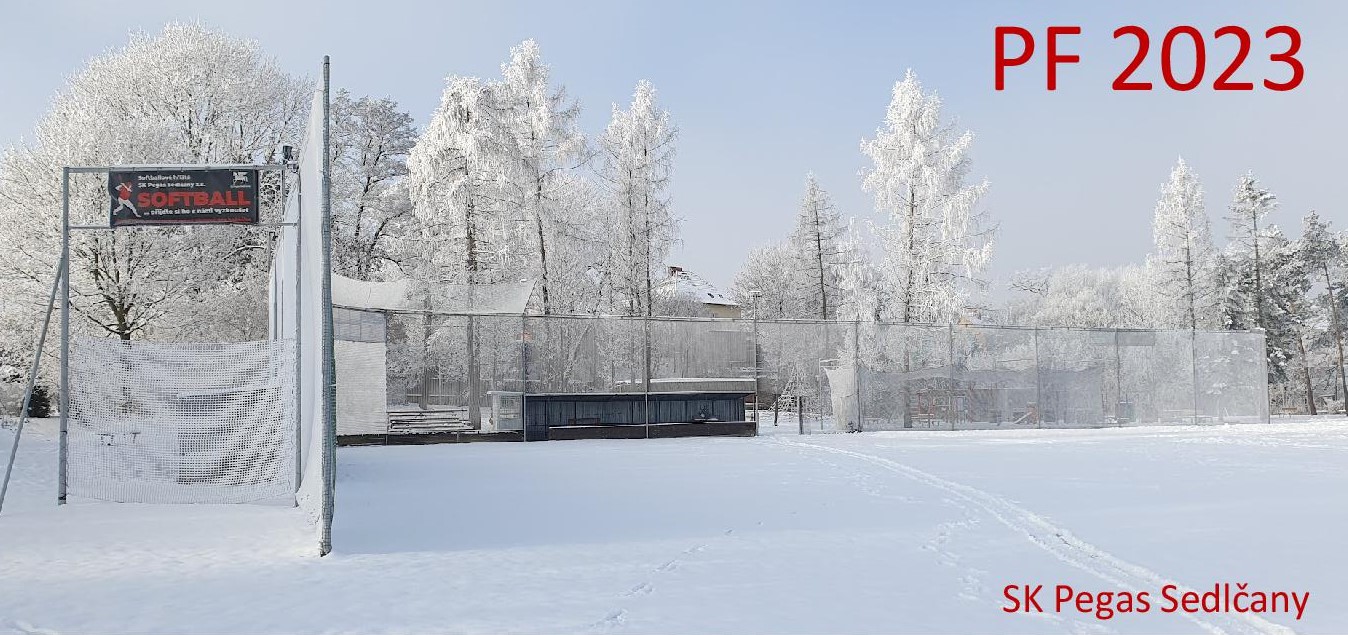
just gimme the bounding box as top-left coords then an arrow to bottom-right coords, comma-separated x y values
2,418 -> 1346,634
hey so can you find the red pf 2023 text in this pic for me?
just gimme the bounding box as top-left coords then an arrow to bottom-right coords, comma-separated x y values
994,25 -> 1303,92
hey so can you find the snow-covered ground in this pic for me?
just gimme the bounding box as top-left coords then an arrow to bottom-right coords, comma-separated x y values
2,417 -> 1346,634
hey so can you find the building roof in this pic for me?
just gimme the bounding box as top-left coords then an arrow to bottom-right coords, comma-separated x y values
655,266 -> 739,307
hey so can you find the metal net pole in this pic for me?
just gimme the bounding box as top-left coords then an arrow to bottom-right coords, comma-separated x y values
1033,327 -> 1043,429
948,323 -> 956,431
318,55 -> 336,556
520,314 -> 528,442
289,160 -> 304,492
57,167 -> 70,505
853,319 -> 862,432
0,257 -> 64,514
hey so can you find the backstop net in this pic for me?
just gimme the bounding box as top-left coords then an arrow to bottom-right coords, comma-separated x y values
66,339 -> 296,503
268,65 -> 336,554
53,59 -> 334,555
326,307 -> 1270,439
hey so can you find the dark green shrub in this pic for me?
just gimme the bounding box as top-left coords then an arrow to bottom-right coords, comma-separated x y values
25,385 -> 50,419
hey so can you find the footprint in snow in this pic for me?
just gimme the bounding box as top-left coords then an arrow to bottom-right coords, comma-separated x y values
592,609 -> 627,630
623,582 -> 654,597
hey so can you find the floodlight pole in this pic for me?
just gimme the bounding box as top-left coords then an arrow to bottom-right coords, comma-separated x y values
57,167 -> 70,505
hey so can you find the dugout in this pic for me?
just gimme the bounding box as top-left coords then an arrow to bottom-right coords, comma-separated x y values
519,391 -> 756,441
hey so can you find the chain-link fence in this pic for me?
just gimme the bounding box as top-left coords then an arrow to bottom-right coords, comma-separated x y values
333,310 -> 1270,438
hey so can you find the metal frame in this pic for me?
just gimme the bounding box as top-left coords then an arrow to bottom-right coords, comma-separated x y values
55,162 -> 293,505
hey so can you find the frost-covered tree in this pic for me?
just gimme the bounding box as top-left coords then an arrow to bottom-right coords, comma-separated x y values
790,173 -> 850,320
731,243 -> 798,319
406,76 -> 515,423
598,80 -> 678,317
0,24 -> 308,351
729,174 -> 857,321
1302,211 -> 1348,407
330,91 -> 417,281
496,40 -> 588,314
835,221 -> 882,322
407,76 -> 513,288
1148,157 -> 1220,331
1257,230 -> 1314,406
861,69 -> 993,324
1222,172 -> 1277,329
1008,264 -> 1158,329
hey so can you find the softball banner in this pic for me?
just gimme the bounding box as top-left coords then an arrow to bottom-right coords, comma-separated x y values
108,169 -> 259,227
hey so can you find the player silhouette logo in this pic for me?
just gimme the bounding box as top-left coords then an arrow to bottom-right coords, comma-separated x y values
113,182 -> 140,218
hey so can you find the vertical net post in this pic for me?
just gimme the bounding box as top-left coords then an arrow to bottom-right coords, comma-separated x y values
1260,329 -> 1271,423
0,257 -> 64,514
318,55 -> 336,556
948,323 -> 956,431
752,315 -> 760,427
642,316 -> 649,438
1114,329 -> 1123,426
797,388 -> 804,435
853,319 -> 862,432
520,313 -> 528,442
289,159 -> 304,493
1032,327 -> 1043,429
57,167 -> 70,505
1190,328 -> 1200,425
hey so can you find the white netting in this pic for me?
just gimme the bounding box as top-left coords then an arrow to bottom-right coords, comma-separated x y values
66,338 -> 296,504
331,272 -> 534,315
270,84 -> 334,552
823,365 -> 857,432
332,275 -> 412,311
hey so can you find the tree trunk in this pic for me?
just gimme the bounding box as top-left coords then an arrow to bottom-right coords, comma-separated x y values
1252,213 -> 1263,329
535,211 -> 550,314
812,201 -> 828,320
1325,264 -> 1348,412
467,314 -> 481,427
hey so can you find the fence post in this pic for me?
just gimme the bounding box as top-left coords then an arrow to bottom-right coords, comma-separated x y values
0,256 -> 64,515
290,164 -> 303,491
1032,327 -> 1043,429
1191,329 -> 1200,425
853,319 -> 862,432
1114,329 -> 1124,426
948,323 -> 956,431
752,314 -> 760,427
797,395 -> 804,435
643,316 -> 650,439
1258,329 -> 1271,423
520,314 -> 528,442
58,167 -> 70,505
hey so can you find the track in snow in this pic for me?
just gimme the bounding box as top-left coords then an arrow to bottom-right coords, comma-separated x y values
778,438 -> 1295,635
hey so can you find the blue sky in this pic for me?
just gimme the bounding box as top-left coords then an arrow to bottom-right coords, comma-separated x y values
2,1 -> 1344,293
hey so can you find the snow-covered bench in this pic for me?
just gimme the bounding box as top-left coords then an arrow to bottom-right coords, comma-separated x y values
386,408 -> 474,434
